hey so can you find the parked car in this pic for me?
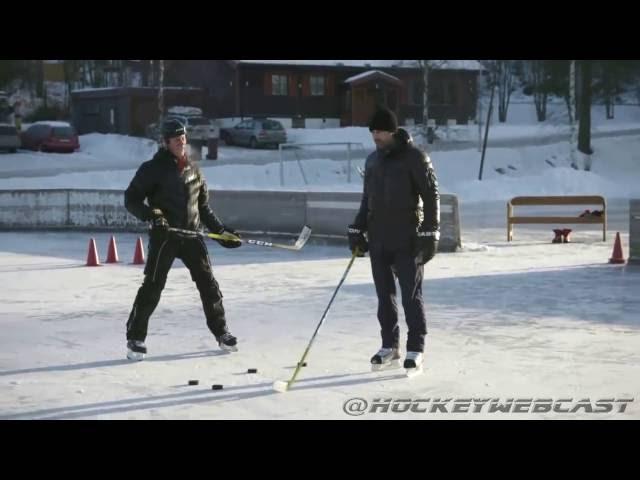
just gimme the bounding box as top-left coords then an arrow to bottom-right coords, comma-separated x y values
146,115 -> 219,143
0,124 -> 20,153
21,121 -> 79,153
220,118 -> 287,149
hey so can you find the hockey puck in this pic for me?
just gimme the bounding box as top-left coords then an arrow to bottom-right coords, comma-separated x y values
188,380 -> 199,386
298,362 -> 307,367
211,384 -> 223,390
247,368 -> 258,374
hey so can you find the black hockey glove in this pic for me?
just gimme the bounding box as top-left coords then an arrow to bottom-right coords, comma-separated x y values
150,208 -> 169,238
348,224 -> 368,257
414,227 -> 439,265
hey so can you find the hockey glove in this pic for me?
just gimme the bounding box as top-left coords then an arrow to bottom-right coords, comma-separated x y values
414,227 -> 439,265
348,224 -> 368,257
215,227 -> 242,249
150,208 -> 169,238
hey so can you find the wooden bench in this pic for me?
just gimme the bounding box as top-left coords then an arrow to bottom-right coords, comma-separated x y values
507,195 -> 607,242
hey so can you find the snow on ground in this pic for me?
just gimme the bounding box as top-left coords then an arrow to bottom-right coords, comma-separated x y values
0,133 -> 159,178
1,117 -> 639,420
438,135 -> 640,201
495,102 -> 640,127
1,129 -> 640,202
285,126 -> 376,148
0,224 -> 638,420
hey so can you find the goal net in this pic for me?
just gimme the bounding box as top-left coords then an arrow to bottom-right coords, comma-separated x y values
277,142 -> 369,187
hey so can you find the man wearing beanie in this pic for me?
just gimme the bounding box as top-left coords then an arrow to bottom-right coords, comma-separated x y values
348,106 -> 440,375
123,118 -> 241,361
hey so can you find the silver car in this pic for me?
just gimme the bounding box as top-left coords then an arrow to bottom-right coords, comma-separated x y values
0,124 -> 20,153
146,115 -> 219,143
221,118 -> 287,149
167,115 -> 218,142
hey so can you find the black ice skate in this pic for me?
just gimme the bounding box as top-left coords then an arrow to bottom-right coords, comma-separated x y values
404,351 -> 424,378
370,347 -> 401,371
216,332 -> 238,352
127,340 -> 147,361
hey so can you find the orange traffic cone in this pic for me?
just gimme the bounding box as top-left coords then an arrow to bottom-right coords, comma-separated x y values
609,232 -> 625,264
86,238 -> 101,267
106,235 -> 119,263
132,237 -> 145,265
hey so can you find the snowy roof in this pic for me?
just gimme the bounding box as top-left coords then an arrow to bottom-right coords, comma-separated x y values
237,60 -> 484,71
344,70 -> 402,84
33,121 -> 73,127
70,87 -> 118,93
167,106 -> 203,116
70,86 -> 201,93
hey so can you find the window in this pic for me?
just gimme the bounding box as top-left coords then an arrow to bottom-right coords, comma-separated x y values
85,104 -> 100,115
167,116 -> 187,127
431,82 -> 457,106
105,71 -> 119,87
0,125 -> 17,135
262,120 -> 284,130
31,125 -> 50,140
410,79 -> 423,105
447,81 -> 457,105
130,71 -> 142,87
310,75 -> 325,96
187,117 -> 209,126
272,74 -> 288,96
429,82 -> 444,105
52,126 -> 75,138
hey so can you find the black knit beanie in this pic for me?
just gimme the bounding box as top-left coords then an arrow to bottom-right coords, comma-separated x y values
368,106 -> 398,132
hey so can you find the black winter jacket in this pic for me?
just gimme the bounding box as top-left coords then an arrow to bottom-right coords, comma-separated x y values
353,129 -> 440,250
125,148 -> 225,233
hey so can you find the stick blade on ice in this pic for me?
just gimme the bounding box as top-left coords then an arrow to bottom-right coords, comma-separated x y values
273,380 -> 289,393
294,225 -> 312,250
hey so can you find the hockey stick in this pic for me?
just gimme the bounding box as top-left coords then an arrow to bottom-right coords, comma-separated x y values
273,250 -> 360,393
167,225 -> 312,251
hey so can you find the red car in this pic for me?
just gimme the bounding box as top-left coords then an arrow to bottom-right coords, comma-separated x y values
21,121 -> 80,153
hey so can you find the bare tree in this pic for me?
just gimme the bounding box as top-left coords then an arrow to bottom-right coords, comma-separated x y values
478,67 -> 497,181
23,60 -> 40,98
422,60 -> 429,133
82,60 -> 96,87
496,60 -> 516,122
530,60 -> 548,122
577,60 -> 593,170
569,60 -> 578,169
415,60 -> 431,140
0,60 -> 23,90
415,60 -> 446,145
602,62 -> 616,119
594,60 -> 640,119
158,59 -> 164,144
148,60 -> 155,87
62,60 -> 83,112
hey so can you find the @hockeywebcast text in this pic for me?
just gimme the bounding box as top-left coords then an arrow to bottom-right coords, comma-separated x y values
342,397 -> 634,416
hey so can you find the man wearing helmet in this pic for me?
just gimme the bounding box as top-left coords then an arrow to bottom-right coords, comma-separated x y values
123,118 -> 241,361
